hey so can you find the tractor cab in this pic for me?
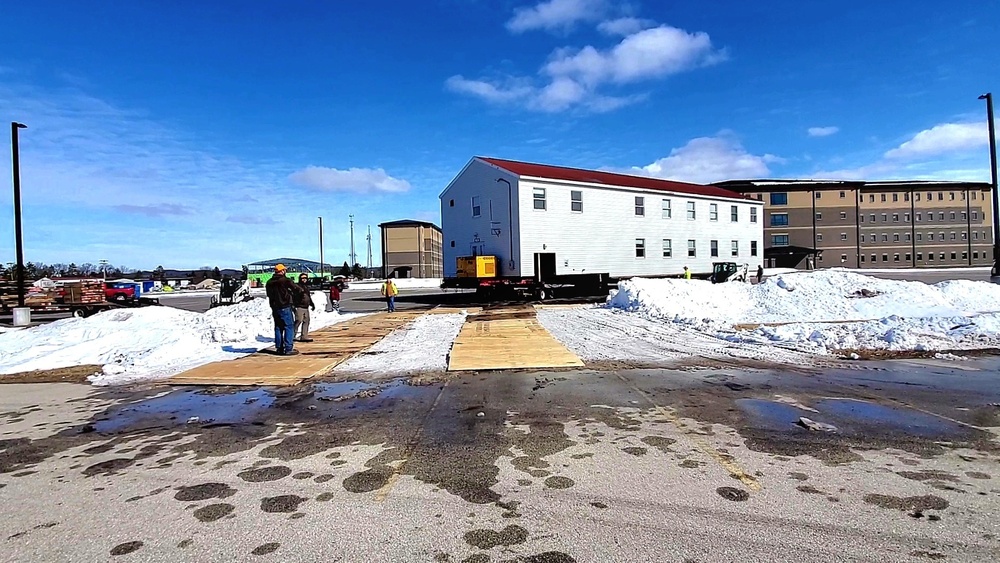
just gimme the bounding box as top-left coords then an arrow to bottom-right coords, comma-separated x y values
711,262 -> 748,284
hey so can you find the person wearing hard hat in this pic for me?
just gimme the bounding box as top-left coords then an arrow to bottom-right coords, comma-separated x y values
683,266 -> 692,280
265,264 -> 304,355
380,276 -> 398,313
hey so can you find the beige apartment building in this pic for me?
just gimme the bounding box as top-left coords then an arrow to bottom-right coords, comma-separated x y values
379,220 -> 443,278
716,180 -> 995,269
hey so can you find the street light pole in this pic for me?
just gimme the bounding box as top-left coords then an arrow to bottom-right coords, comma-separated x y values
318,217 -> 325,278
980,93 -> 999,278
11,122 -> 27,309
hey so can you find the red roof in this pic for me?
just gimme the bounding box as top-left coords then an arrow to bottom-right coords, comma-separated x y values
479,157 -> 749,200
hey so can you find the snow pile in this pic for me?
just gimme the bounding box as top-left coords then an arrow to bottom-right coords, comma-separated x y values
607,270 -> 1000,353
335,313 -> 466,374
0,292 -> 362,385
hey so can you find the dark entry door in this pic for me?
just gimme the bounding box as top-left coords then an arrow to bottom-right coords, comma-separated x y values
534,253 -> 556,281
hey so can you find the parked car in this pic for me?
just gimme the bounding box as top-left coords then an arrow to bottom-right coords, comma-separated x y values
105,282 -> 136,304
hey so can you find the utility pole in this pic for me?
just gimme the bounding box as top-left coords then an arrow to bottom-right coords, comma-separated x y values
979,93 -> 999,279
366,225 -> 373,274
349,214 -> 356,266
99,259 -> 109,281
11,122 -> 27,319
318,217 -> 325,278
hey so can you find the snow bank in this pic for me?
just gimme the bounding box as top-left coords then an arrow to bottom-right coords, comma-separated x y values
607,270 -> 1000,353
0,292 -> 363,385
335,312 -> 466,374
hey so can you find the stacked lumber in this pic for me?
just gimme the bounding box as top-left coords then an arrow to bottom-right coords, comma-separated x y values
61,280 -> 105,304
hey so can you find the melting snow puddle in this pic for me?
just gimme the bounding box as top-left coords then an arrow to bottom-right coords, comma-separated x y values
95,388 -> 274,432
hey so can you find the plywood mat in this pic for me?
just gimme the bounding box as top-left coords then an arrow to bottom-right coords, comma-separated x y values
448,307 -> 583,371
170,311 -> 423,386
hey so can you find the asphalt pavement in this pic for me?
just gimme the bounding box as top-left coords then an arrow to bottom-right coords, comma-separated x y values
2,358 -> 999,561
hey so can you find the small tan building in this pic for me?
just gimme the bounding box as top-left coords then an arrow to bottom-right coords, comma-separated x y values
379,220 -> 443,278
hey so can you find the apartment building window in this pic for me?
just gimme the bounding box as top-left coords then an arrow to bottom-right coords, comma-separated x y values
927,192 -> 933,201
917,253 -> 923,261
950,232 -> 957,240
869,194 -> 875,203
974,232 -> 979,240
687,201 -> 696,219
893,234 -> 899,242
961,211 -> 967,220
635,238 -> 646,258
770,213 -> 789,226
870,213 -> 876,222
709,203 -> 718,221
881,213 -> 888,222
892,193 -> 898,202
815,212 -> 822,220
750,207 -> 758,223
973,212 -> 979,220
928,213 -> 934,222
974,252 -> 979,259
938,192 -> 944,201
688,240 -> 697,257
871,254 -> 877,263
731,205 -> 739,222
951,252 -> 957,260
915,192 -> 921,201
927,253 -> 933,261
894,254 -> 900,262
662,239 -> 672,258
963,251 -> 968,260
661,199 -> 671,218
571,191 -> 583,212
905,253 -> 912,261
472,196 -> 481,217
904,213 -> 910,222
940,253 -> 946,260
817,233 -> 824,242
882,254 -> 889,262
860,255 -> 866,263
938,212 -> 944,220
916,212 -> 922,221
635,196 -> 645,216
916,233 -> 922,241
904,193 -> 910,202
973,192 -> 978,200
905,233 -> 911,242
533,188 -> 546,210
770,193 -> 787,205
710,240 -> 719,257
771,235 -> 789,247
860,234 -> 865,242
881,194 -> 887,202
731,240 -> 739,257
881,234 -> 888,242
751,241 -> 758,256
840,211 -> 847,220
962,192 -> 967,200
839,191 -> 846,198
950,192 -> 955,200
892,213 -> 899,222
840,254 -> 847,262
841,233 -> 848,241
815,191 -> 822,199
950,211 -> 956,220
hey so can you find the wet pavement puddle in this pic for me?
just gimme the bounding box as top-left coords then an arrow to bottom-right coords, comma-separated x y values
94,389 -> 274,432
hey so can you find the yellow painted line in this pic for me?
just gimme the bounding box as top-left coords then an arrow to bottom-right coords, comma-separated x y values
615,373 -> 761,492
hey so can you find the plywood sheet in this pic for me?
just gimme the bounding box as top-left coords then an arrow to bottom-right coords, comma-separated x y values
447,312 -> 583,372
170,311 -> 423,386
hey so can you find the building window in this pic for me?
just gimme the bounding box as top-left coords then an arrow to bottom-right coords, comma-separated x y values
870,214 -> 876,222
635,238 -> 646,258
687,201 -> 696,220
893,234 -> 899,242
635,196 -> 645,216
533,188 -> 546,210
770,193 -> 788,205
450,241 -> 455,247
962,251 -> 968,260
916,212 -> 922,221
917,253 -> 922,261
662,239 -> 672,258
904,192 -> 910,202
927,253 -> 934,261
860,255 -> 866,263
751,241 -> 758,256
710,240 -> 719,257
939,212 -> 944,220
688,240 -> 697,257
905,233 -> 911,242
915,193 -> 921,201
881,213 -> 888,222
731,205 -> 739,222
893,213 -> 899,222
950,211 -> 956,220
450,199 -> 455,207
817,233 -> 824,242
881,234 -> 888,242
974,252 -> 979,259
840,191 -> 846,198
731,240 -> 739,257
973,192 -> 978,200
881,194 -> 887,202
973,212 -> 978,220
927,213 -> 933,222
938,192 -> 944,201
950,232 -> 957,240
815,191 -> 822,199
815,212 -> 823,220
904,213 -> 910,222
472,196 -> 481,217
860,234 -> 865,242
974,232 -> 979,240
916,233 -> 922,241
927,192 -> 933,201
962,192 -> 967,200
772,235 -> 789,247
750,207 -> 758,223
882,254 -> 889,262
860,215 -> 865,223
840,211 -> 847,220
905,253 -> 911,261
894,254 -> 900,262
951,252 -> 957,260
871,254 -> 877,263
869,194 -> 875,203
710,203 -> 718,221
661,199 -> 671,219
841,233 -> 848,241
892,193 -> 898,202
961,212 -> 967,220
950,192 -> 955,200
770,213 -> 789,226
571,190 -> 583,212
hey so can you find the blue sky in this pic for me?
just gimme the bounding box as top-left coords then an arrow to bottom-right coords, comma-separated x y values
1,0 -> 997,269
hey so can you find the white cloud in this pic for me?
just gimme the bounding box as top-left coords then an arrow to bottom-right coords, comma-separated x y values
629,134 -> 783,183
884,121 -> 987,160
226,214 -> 280,225
448,24 -> 724,113
807,126 -> 839,137
506,0 -> 607,33
288,166 -> 411,194
113,203 -> 194,216
597,17 -> 657,36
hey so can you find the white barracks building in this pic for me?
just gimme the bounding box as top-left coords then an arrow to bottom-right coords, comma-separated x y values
440,157 -> 764,280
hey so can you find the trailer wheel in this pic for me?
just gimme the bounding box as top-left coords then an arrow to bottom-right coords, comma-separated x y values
71,308 -> 86,318
536,287 -> 548,301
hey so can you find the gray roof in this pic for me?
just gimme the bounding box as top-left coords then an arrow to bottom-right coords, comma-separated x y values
378,219 -> 441,231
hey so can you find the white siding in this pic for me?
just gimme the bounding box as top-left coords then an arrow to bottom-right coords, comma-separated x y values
440,159 -> 521,277
516,178 -> 764,277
